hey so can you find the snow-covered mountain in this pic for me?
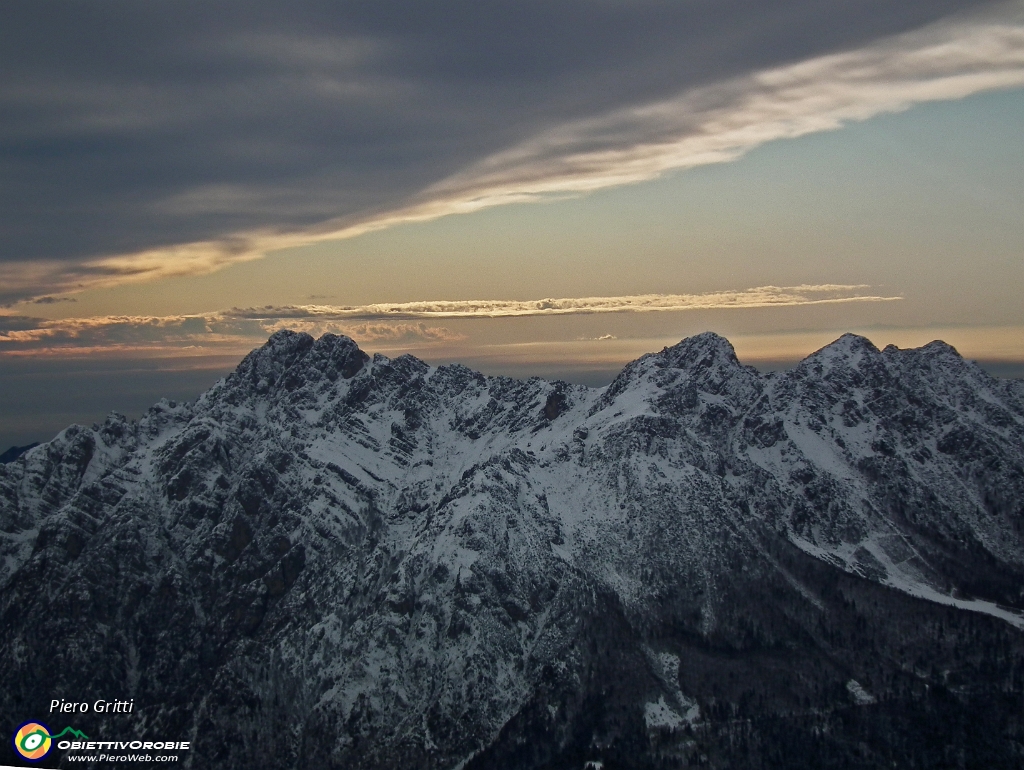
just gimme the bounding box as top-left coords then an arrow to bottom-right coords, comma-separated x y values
3,331 -> 1024,768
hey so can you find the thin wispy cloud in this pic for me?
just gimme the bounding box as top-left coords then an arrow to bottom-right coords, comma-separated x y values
226,285 -> 900,320
0,313 -> 464,356
0,285 -> 897,355
2,2 -> 1020,303
410,9 -> 1024,211
255,320 -> 467,344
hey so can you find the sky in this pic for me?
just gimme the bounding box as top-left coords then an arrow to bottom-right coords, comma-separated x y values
2,0 -> 1024,448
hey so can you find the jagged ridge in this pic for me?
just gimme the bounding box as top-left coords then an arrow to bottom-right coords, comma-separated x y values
2,331 -> 1024,769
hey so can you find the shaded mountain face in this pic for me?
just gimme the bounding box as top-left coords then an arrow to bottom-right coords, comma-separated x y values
3,331 -> 1024,769
0,443 -> 38,465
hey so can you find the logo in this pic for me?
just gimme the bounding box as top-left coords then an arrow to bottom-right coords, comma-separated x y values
12,722 -> 88,762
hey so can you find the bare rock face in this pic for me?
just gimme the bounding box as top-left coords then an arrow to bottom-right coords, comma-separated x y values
3,331 -> 1024,769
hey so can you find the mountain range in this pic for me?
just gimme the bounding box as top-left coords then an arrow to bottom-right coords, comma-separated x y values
3,330 -> 1024,768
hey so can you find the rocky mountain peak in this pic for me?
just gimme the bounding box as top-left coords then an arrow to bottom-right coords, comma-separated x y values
802,332 -> 880,368
229,330 -> 369,397
657,330 -> 741,370
600,331 -> 759,411
2,331 -> 1024,769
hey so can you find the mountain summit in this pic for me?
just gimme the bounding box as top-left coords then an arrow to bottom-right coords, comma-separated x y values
3,332 -> 1024,768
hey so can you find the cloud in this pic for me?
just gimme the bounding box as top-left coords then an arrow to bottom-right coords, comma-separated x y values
1,1 -> 1019,302
253,319 -> 467,343
224,285 -> 900,320
0,312 -> 463,356
407,9 -> 1024,211
0,284 -> 897,355
0,242 -> 272,306
0,315 -> 44,333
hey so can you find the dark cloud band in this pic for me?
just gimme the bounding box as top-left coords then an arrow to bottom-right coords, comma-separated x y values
0,0 -> 1016,302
